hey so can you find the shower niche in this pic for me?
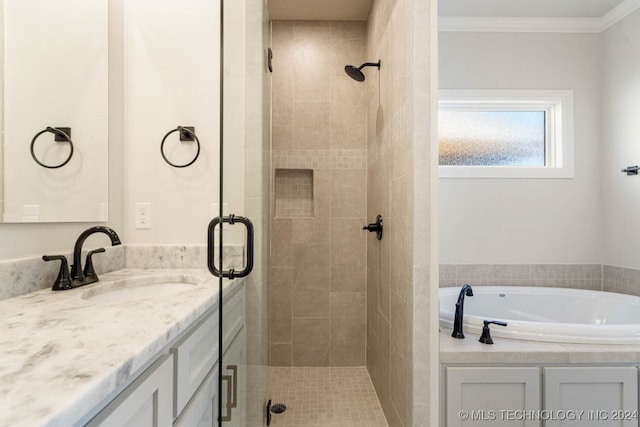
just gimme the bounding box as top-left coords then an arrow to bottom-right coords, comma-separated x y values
274,168 -> 314,218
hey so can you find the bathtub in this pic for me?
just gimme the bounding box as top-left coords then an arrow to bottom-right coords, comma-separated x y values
439,286 -> 640,344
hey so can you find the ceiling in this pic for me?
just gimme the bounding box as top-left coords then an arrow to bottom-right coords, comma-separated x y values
438,0 -> 626,17
268,0 -> 372,21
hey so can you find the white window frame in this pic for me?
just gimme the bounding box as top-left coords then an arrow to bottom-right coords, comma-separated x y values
438,89 -> 574,179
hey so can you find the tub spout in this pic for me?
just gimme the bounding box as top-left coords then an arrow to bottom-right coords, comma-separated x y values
452,284 -> 473,339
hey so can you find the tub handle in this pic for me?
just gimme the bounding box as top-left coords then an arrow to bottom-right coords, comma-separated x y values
479,320 -> 507,345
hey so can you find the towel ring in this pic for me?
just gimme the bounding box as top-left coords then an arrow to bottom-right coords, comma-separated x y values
160,126 -> 201,168
30,127 -> 74,169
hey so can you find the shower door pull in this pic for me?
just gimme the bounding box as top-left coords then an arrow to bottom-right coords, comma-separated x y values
207,214 -> 254,279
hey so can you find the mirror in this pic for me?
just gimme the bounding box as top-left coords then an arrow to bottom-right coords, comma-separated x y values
1,0 -> 108,223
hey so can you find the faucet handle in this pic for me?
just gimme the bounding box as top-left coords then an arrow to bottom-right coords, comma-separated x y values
479,320 -> 508,345
42,255 -> 72,291
83,248 -> 106,281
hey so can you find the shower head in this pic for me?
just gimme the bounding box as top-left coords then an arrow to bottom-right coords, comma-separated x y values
344,61 -> 381,82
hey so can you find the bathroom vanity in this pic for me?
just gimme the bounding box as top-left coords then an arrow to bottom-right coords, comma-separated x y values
441,332 -> 640,427
0,269 -> 245,427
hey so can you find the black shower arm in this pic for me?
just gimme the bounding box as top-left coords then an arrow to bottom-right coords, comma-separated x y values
359,61 -> 381,70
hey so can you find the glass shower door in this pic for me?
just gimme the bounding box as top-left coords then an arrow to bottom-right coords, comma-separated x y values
212,0 -> 271,425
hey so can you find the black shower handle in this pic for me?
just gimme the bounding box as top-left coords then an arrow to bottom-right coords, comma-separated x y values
207,214 -> 254,279
363,215 -> 383,240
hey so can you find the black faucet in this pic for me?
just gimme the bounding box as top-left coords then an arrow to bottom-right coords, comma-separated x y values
451,284 -> 473,339
44,226 -> 121,290
69,226 -> 121,286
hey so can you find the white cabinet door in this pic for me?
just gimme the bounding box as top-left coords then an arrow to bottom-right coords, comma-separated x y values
174,365 -> 218,427
171,309 -> 218,418
87,354 -> 173,427
221,328 -> 246,427
544,367 -> 638,427
446,367 -> 541,427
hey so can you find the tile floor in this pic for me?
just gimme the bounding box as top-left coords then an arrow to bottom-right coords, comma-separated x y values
269,367 -> 389,427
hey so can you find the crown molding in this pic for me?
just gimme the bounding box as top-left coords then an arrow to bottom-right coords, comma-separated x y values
439,0 -> 640,33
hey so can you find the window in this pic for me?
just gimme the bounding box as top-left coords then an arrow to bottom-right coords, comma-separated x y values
438,90 -> 574,178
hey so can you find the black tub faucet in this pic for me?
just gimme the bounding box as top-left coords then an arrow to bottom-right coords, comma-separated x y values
69,226 -> 121,286
451,284 -> 473,339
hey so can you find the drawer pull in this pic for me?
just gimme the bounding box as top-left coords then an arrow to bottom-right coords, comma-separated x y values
221,365 -> 238,422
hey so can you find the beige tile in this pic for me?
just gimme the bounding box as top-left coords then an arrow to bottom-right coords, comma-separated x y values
272,125 -> 293,150
330,292 -> 366,365
330,319 -> 366,366
331,76 -> 367,107
390,291 -> 412,358
269,366 -> 388,426
292,217 -> 330,245
330,218 -> 366,292
292,22 -> 331,102
330,23 -> 367,78
293,101 -> 330,150
293,286 -> 330,317
330,169 -> 367,218
313,169 -> 331,218
273,100 -> 293,127
270,267 -> 293,343
271,343 -> 292,367
292,243 -> 330,290
389,351 -> 412,427
330,103 -> 367,149
292,317 -> 330,366
272,219 -> 293,268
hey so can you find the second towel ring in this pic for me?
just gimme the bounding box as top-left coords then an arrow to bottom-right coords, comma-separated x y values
30,127 -> 74,169
161,126 -> 200,168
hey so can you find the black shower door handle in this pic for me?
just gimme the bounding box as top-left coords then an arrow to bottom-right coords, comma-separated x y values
207,214 -> 254,279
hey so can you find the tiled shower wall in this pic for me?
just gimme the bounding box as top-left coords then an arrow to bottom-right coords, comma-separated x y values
270,21 -> 368,367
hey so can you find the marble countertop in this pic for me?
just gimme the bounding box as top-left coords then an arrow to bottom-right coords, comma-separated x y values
0,268 -> 233,427
440,328 -> 640,364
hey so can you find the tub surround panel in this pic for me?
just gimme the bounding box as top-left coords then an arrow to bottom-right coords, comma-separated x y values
440,264 -> 602,290
603,265 -> 640,296
270,20 -> 367,367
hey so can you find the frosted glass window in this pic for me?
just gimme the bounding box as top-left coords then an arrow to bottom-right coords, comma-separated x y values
439,111 -> 546,166
438,90 -> 574,179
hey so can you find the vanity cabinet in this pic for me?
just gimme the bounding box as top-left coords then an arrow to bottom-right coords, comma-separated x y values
87,281 -> 246,427
445,366 -> 639,427
174,364 -> 219,427
220,328 -> 246,426
87,354 -> 174,427
445,367 -> 541,427
544,367 -> 638,427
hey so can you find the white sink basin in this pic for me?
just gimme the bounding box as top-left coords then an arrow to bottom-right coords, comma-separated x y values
81,275 -> 200,303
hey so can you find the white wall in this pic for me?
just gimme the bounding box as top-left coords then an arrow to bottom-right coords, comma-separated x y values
124,0 -> 243,245
602,10 -> 640,269
439,32 -> 603,264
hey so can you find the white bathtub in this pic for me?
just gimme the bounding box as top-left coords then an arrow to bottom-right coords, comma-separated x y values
439,286 -> 640,344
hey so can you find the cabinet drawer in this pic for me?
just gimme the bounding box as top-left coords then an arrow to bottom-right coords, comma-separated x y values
87,354 -> 174,427
171,310 -> 219,418
222,283 -> 245,353
174,364 -> 218,427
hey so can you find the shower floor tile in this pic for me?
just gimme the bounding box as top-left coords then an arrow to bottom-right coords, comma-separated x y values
269,367 -> 389,427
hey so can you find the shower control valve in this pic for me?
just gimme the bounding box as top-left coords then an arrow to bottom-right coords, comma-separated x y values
363,215 -> 383,240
